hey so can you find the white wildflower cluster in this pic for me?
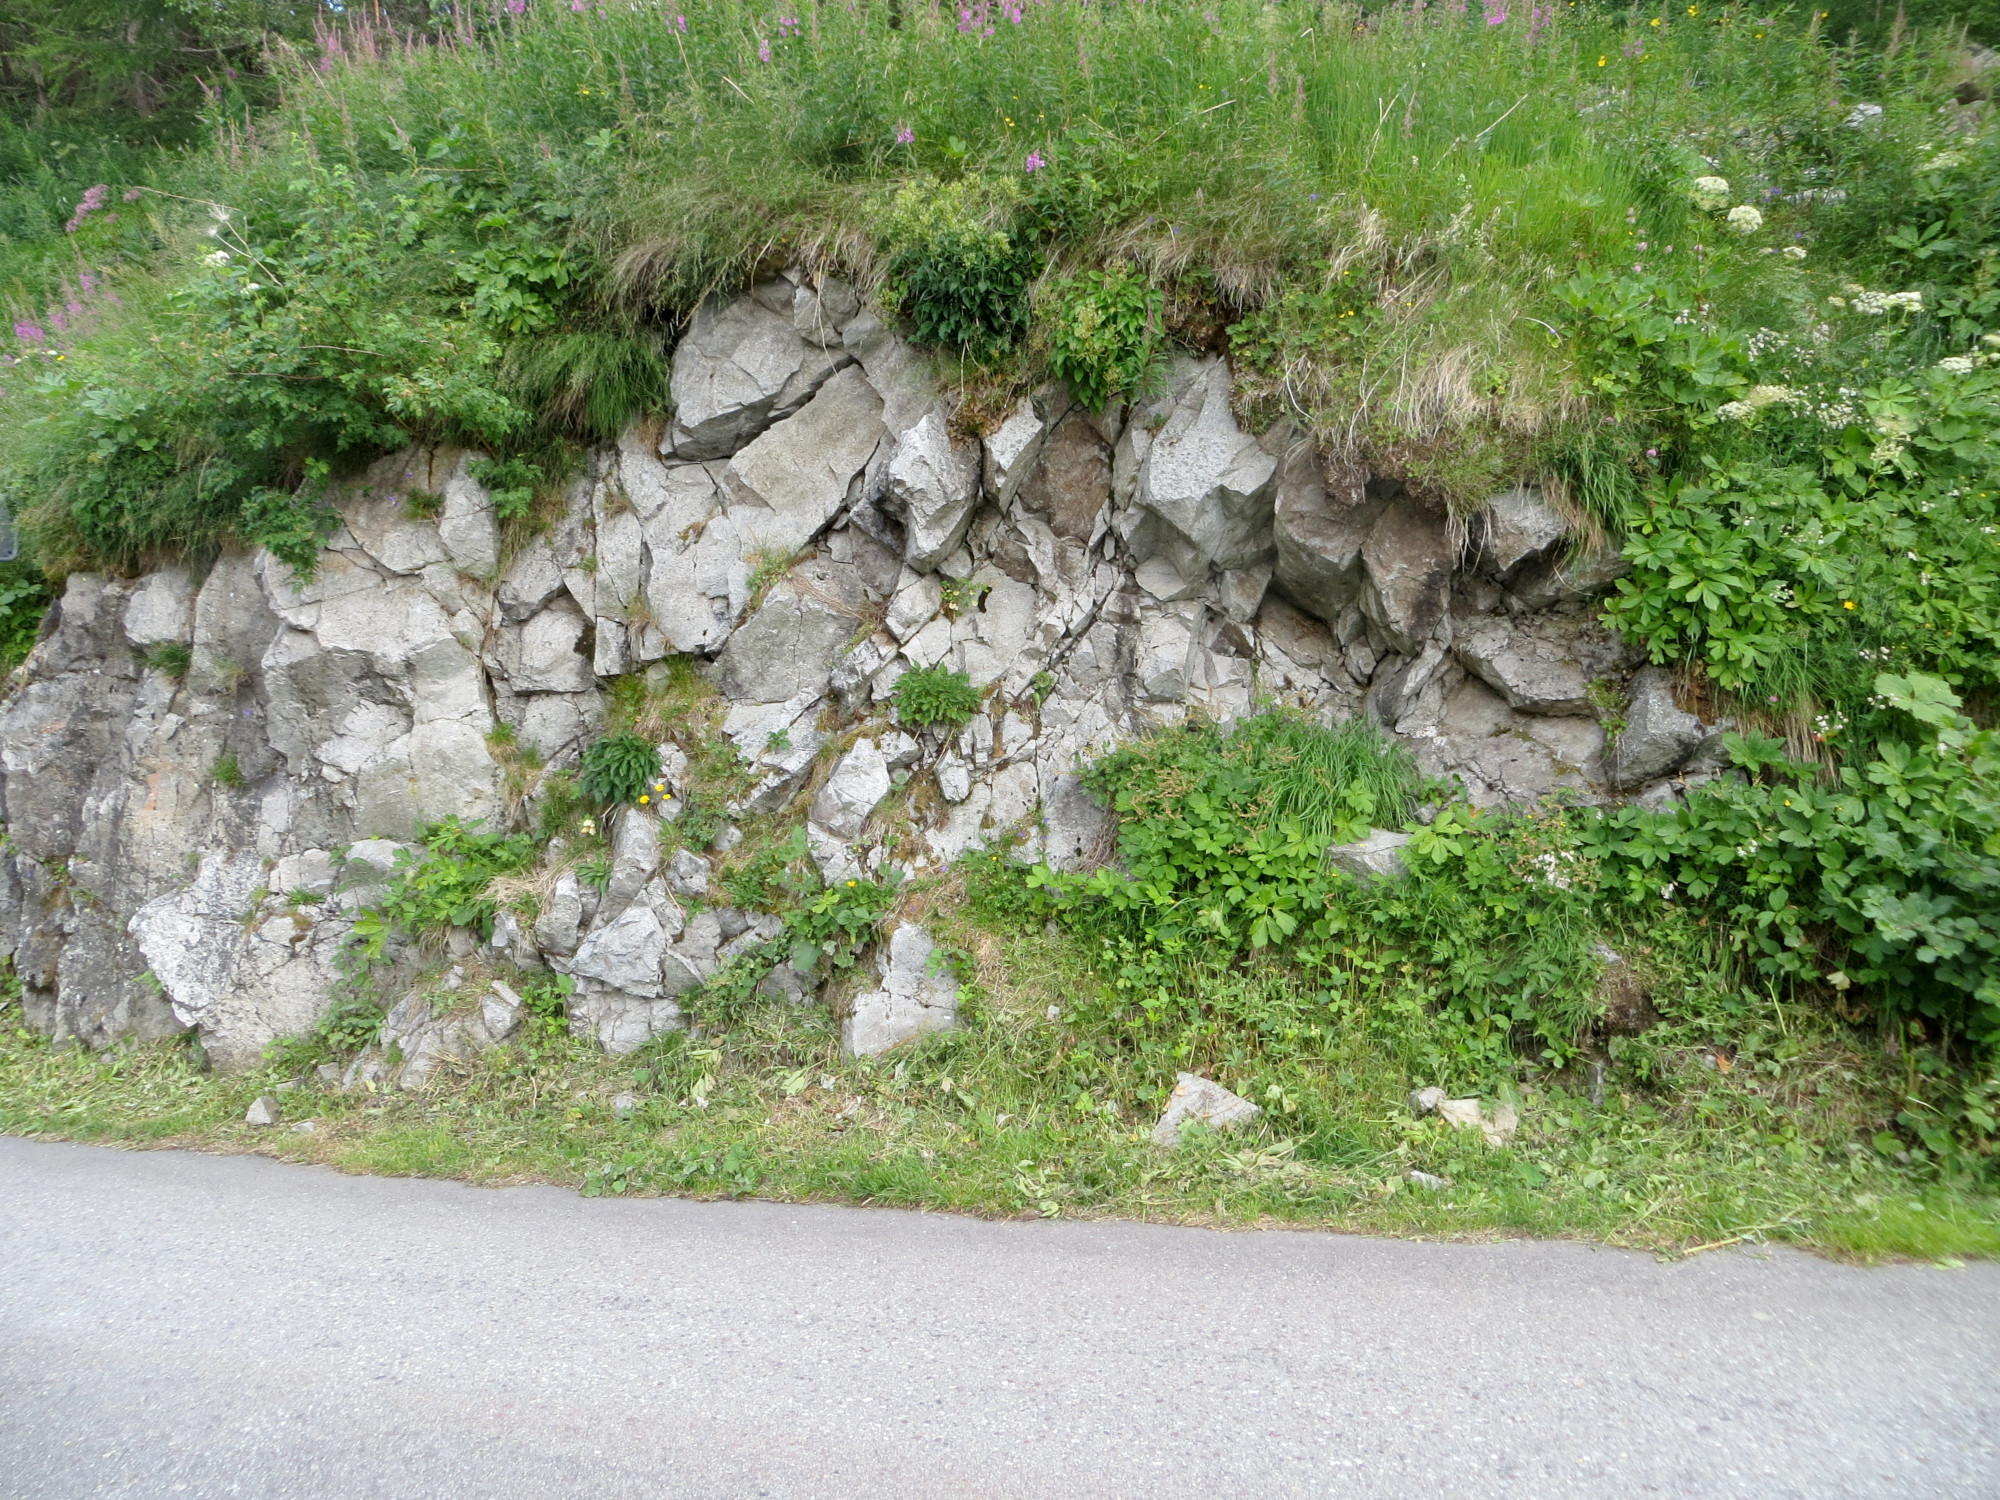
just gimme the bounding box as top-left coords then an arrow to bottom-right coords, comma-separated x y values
1852,289 -> 1924,315
1937,355 -> 1978,373
1919,150 -> 1967,173
1807,386 -> 1863,427
1717,384 -> 1802,421
1726,205 -> 1764,235
1781,245 -> 1807,260
203,250 -> 231,266
1871,435 -> 1908,466
1527,850 -> 1580,890
1691,175 -> 1731,211
1811,711 -> 1846,744
1660,882 -> 1678,903
1857,646 -> 1895,662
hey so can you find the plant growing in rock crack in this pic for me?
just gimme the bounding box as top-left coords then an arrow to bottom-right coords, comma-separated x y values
142,641 -> 192,679
1047,265 -> 1166,413
579,731 -> 660,807
210,752 -> 244,790
893,665 -> 982,730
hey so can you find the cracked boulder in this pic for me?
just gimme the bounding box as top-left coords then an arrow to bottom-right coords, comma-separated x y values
842,923 -> 958,1058
1473,487 -> 1570,582
884,409 -> 981,571
1611,667 -> 1704,789
668,290 -> 847,459
1454,612 -> 1637,717
1132,357 -> 1278,571
1359,501 -> 1454,656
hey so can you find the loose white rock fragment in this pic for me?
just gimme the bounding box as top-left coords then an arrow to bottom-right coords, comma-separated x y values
244,1095 -> 282,1128
1151,1073 -> 1261,1147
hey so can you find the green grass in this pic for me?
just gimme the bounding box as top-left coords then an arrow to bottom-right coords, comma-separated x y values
4,872 -> 1995,1263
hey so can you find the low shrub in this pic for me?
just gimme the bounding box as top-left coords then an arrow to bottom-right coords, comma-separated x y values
893,664 -> 982,729
578,732 -> 660,808
1046,266 -> 1164,413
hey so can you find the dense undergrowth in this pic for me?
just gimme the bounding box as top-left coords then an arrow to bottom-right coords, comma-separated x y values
0,2 -> 1998,1233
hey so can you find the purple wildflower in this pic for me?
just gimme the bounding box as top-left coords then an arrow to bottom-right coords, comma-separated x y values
14,322 -> 45,344
505,0 -> 525,13
1483,0 -> 1506,23
895,124 -> 915,145
122,187 -> 143,202
1024,151 -> 1046,173
759,40 -> 771,61
64,184 -> 109,234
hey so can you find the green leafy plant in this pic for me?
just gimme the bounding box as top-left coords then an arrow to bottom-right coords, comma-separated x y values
578,731 -> 660,807
894,664 -> 982,730
1047,265 -> 1164,412
210,752 -> 244,790
464,455 -> 542,523
345,818 -> 539,970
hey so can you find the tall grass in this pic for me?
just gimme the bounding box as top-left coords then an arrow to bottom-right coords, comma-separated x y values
0,0 -> 1980,566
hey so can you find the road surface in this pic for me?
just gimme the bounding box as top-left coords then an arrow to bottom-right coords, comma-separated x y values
2,1136 -> 1996,1498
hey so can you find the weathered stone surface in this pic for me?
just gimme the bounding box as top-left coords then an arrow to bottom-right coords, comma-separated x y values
885,410 -> 981,572
1508,542 -> 1632,611
129,852 -> 351,1073
1612,667 -> 1703,789
123,565 -> 200,648
1325,829 -> 1412,883
984,395 -> 1054,509
721,365 -> 884,556
1272,444 -> 1386,629
669,293 -> 842,459
792,272 -> 860,347
605,807 -> 662,916
245,1095 -> 282,1127
568,901 -> 671,998
1018,409 -> 1111,544
714,587 -> 855,704
811,738 -> 891,841
842,923 -> 957,1057
437,455 -> 503,577
1454,612 -> 1634,717
1475,487 -> 1570,580
1151,1073 -> 1261,1147
1360,503 -> 1454,655
1134,358 -> 1278,571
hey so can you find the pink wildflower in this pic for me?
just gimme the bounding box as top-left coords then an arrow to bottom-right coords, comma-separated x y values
895,125 -> 915,145
1024,151 -> 1045,173
759,39 -> 771,61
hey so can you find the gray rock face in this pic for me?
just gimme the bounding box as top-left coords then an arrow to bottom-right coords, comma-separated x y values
810,739 -> 891,841
1454,613 -> 1635,717
1134,358 -> 1278,571
885,410 -> 980,572
1273,451 -> 1387,629
714,588 -> 856,704
721,364 -> 885,557
0,282 -> 1688,1073
1151,1073 -> 1261,1147
669,292 -> 843,459
1325,829 -> 1412,884
1359,503 -> 1454,655
1612,668 -> 1704,789
843,923 -> 958,1057
1475,487 -> 1570,580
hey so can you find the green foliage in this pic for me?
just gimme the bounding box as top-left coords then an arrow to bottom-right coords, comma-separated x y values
1046,266 -> 1163,413
345,818 -> 539,971
785,872 -> 901,975
1591,674 -> 2000,1050
578,732 -> 660,808
210,752 -> 243,790
880,176 -> 1035,355
141,640 -> 191,679
894,664 -> 982,730
0,561 -> 52,670
463,455 -> 543,524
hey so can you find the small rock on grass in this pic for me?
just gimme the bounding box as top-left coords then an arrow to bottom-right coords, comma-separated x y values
1406,1170 -> 1451,1191
244,1095 -> 282,1128
1151,1073 -> 1261,1147
611,1092 -> 640,1120
1411,1088 -> 1519,1147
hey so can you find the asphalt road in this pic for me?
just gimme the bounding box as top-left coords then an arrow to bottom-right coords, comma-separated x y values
2,1137 -> 1996,1500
